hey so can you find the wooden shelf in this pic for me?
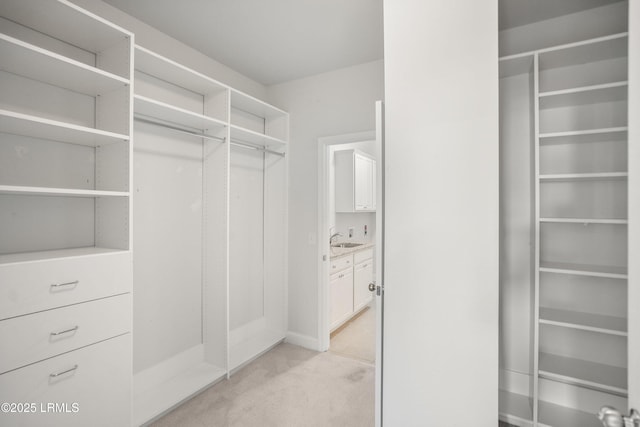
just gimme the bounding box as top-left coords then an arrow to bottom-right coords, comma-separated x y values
539,172 -> 627,181
230,125 -> 287,149
499,390 -> 533,424
539,307 -> 627,336
540,261 -> 627,279
538,400 -> 603,427
539,352 -> 627,395
134,95 -> 226,134
135,45 -> 227,96
539,127 -> 628,141
0,33 -> 129,96
539,82 -> 627,109
0,109 -> 129,147
540,218 -> 627,225
0,0 -> 131,54
230,89 -> 287,119
0,247 -> 129,265
0,185 -> 129,198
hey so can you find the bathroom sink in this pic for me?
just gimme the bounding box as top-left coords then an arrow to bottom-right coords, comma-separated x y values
331,242 -> 364,248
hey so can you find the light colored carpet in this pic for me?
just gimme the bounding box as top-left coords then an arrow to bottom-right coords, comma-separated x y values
330,304 -> 376,364
150,343 -> 375,427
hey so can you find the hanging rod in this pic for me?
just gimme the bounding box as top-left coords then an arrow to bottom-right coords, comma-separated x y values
134,115 -> 226,142
230,139 -> 286,157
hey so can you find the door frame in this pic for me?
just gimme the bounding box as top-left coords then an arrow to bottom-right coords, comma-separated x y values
317,129 -> 376,352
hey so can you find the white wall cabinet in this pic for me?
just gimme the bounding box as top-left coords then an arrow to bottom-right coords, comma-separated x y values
335,149 -> 376,212
0,0 -> 134,425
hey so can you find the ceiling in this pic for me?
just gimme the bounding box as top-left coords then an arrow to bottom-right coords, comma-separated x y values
499,0 -> 624,30
103,0 -> 384,86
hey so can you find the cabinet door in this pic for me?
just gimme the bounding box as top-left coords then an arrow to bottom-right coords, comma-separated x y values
354,259 -> 374,312
354,154 -> 372,211
330,268 -> 354,329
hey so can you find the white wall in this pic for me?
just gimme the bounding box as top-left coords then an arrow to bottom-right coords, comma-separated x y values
383,0 -> 499,425
268,60 -> 384,342
69,0 -> 267,99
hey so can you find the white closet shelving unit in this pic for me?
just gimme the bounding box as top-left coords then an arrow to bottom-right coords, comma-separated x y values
132,45 -> 288,425
0,0 -> 133,425
498,2 -> 629,426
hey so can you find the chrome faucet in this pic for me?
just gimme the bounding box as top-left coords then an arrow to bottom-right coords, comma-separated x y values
330,232 -> 342,244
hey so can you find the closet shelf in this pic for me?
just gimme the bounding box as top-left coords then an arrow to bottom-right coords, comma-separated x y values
538,32 -> 628,71
0,0 -> 131,54
539,82 -> 627,109
0,109 -> 130,147
539,218 -> 628,225
0,185 -> 129,198
135,45 -> 227,96
0,247 -> 130,265
539,352 -> 627,395
538,399 -> 604,427
539,172 -> 627,181
539,307 -> 627,336
499,53 -> 534,78
539,127 -> 628,140
134,95 -> 227,134
540,261 -> 627,279
230,125 -> 287,149
499,390 -> 532,424
0,33 -> 130,96
230,89 -> 287,119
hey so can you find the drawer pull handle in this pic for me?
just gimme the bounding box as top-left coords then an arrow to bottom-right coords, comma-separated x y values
50,326 -> 79,336
50,364 -> 78,378
51,280 -> 79,289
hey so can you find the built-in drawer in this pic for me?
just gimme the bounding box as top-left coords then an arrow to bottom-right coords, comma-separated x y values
0,252 -> 132,320
0,334 -> 131,427
330,254 -> 353,273
354,247 -> 374,264
0,294 -> 131,374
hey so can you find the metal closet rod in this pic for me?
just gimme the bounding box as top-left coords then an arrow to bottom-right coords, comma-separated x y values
230,140 -> 285,157
134,115 -> 285,157
134,115 -> 226,142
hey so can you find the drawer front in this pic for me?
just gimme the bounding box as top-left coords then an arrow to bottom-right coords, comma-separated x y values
0,334 -> 131,427
354,248 -> 374,264
330,254 -> 353,273
0,252 -> 132,319
0,294 -> 131,374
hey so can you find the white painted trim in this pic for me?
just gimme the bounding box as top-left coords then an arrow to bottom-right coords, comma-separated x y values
285,331 -> 319,350
317,130 -> 376,353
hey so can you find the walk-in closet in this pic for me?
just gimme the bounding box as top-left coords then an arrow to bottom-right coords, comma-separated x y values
499,1 -> 632,425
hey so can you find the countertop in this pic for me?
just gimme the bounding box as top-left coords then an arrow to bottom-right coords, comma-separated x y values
329,241 -> 375,259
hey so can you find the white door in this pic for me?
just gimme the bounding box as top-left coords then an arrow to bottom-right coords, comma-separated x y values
382,1 -> 499,425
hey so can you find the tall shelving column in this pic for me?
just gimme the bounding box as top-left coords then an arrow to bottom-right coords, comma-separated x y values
535,33 -> 629,427
0,0 -> 133,426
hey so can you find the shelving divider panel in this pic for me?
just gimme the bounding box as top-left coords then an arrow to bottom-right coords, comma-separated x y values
539,172 -> 628,181
539,307 -> 627,336
538,352 -> 627,395
0,109 -> 130,147
539,218 -> 628,225
230,125 -> 287,149
0,0 -> 131,53
134,45 -> 227,96
539,83 -> 628,109
539,127 -> 628,140
0,185 -> 129,198
0,33 -> 130,96
0,247 -> 129,265
134,95 -> 226,134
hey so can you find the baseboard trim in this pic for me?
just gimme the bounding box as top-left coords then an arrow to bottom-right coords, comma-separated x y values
285,331 -> 319,351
